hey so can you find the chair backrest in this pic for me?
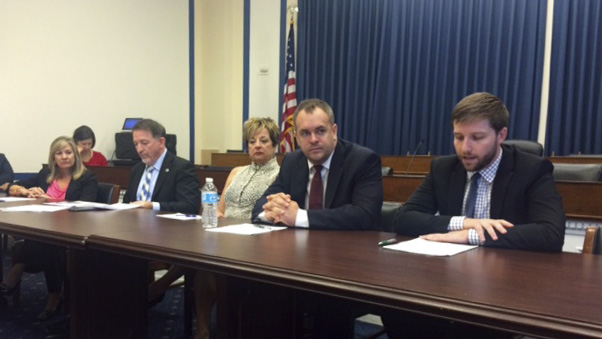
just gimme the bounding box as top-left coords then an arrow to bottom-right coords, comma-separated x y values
96,182 -> 120,204
381,167 -> 393,176
552,163 -> 602,182
583,226 -> 602,254
503,139 -> 544,157
380,201 -> 402,232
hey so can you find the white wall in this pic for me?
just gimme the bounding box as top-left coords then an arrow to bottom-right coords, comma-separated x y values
195,0 -> 244,163
248,0 -> 281,122
195,0 -> 285,163
0,0 -> 190,172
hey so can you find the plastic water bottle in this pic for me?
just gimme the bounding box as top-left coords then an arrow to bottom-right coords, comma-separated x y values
201,177 -> 219,228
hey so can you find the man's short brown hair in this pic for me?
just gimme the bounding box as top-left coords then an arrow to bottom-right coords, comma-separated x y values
451,92 -> 509,133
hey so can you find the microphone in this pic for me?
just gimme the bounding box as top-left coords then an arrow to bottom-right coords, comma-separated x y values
405,139 -> 424,175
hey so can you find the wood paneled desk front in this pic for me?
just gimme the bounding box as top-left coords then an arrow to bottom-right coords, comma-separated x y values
211,152 -> 602,175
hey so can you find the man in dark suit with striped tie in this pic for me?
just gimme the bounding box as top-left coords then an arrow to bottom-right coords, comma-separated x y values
122,119 -> 200,308
123,119 -> 199,214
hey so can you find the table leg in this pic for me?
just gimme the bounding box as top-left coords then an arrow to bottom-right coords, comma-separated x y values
217,275 -> 298,338
70,248 -> 148,339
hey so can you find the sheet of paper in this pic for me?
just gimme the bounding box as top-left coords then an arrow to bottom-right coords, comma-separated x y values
0,197 -> 37,202
157,213 -> 202,221
45,201 -> 140,210
384,237 -> 478,256
45,201 -> 83,208
205,223 -> 287,235
101,203 -> 140,210
0,204 -> 71,212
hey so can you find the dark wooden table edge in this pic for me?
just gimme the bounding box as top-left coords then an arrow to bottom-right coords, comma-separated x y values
0,222 -> 87,248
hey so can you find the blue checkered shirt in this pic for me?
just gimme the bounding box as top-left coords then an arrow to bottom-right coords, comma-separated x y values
449,150 -> 503,245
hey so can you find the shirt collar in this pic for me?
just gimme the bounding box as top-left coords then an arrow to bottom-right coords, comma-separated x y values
251,157 -> 278,170
468,148 -> 503,184
149,149 -> 168,171
307,148 -> 335,172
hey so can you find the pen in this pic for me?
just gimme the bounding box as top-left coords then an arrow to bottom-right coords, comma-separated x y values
254,224 -> 272,230
176,213 -> 198,218
378,238 -> 397,246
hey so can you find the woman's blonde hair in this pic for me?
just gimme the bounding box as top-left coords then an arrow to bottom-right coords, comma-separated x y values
47,136 -> 86,183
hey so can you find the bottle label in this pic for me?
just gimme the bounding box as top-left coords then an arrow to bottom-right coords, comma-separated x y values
202,192 -> 219,204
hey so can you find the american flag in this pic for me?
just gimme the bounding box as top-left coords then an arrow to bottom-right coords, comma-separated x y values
280,23 -> 297,153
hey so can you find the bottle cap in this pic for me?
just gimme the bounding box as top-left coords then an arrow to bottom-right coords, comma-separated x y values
206,177 -> 213,183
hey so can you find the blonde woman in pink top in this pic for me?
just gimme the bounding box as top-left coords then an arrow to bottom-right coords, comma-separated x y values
3,136 -> 97,320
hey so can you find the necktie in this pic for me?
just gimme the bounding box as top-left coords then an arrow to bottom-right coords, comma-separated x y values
309,165 -> 323,210
140,166 -> 154,201
465,172 -> 481,218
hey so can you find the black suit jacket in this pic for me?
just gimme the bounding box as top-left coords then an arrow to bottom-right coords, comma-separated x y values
252,139 -> 383,230
123,151 -> 200,215
0,153 -> 14,186
394,144 -> 565,252
11,168 -> 98,201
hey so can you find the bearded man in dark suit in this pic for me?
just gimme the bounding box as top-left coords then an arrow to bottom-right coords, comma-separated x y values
384,92 -> 565,338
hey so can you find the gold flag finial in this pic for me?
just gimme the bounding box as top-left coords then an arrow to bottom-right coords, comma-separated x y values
287,2 -> 298,24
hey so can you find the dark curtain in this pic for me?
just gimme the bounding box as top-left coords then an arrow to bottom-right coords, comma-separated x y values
297,0 -> 547,155
546,0 -> 602,156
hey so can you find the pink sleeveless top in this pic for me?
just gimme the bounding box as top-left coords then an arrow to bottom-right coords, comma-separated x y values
47,180 -> 68,201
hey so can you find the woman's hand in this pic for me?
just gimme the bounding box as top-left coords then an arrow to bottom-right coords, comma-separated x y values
9,185 -> 28,197
26,187 -> 49,198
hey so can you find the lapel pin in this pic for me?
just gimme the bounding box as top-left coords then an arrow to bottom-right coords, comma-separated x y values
165,168 -> 170,173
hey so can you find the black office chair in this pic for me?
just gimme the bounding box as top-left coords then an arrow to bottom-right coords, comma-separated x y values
552,163 -> 602,182
583,227 -> 602,254
503,139 -> 544,157
346,202 -> 403,339
96,182 -> 120,204
380,201 -> 402,232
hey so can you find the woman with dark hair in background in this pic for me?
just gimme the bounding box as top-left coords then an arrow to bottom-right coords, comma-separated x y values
2,136 -> 98,320
73,125 -> 108,167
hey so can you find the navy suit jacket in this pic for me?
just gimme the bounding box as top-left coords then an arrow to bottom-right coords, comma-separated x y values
252,139 -> 383,230
123,151 -> 200,214
394,144 -> 565,252
11,168 -> 97,202
0,153 -> 14,186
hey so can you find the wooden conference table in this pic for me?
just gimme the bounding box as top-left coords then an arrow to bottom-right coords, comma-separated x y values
0,202 -> 601,338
